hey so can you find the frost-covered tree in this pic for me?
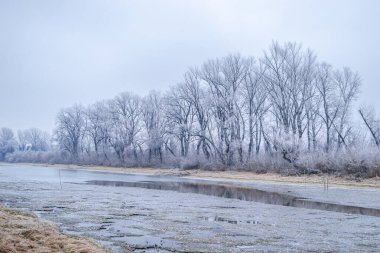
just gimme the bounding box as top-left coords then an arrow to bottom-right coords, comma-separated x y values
333,67 -> 361,149
85,101 -> 112,161
315,63 -> 339,152
55,105 -> 86,160
242,58 -> 267,158
359,106 -> 380,147
201,54 -> 250,165
108,92 -> 142,164
164,84 -> 194,158
0,127 -> 17,160
182,68 -> 211,159
262,42 -> 316,139
17,128 -> 50,151
142,91 -> 165,163
262,42 -> 293,135
41,41 -> 365,172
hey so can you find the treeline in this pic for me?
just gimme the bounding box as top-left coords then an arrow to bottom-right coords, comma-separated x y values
0,127 -> 50,160
2,42 -> 380,177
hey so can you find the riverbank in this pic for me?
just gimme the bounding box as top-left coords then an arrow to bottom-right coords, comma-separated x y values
1,163 -> 380,252
8,162 -> 380,188
0,205 -> 109,253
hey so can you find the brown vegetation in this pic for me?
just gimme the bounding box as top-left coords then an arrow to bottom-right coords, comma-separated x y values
0,205 -> 109,253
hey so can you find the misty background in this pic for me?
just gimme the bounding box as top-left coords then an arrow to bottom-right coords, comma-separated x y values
1,0 -> 379,132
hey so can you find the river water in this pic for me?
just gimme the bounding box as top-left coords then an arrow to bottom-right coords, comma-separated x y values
0,164 -> 379,252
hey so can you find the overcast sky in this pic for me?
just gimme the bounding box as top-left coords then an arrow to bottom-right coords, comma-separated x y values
1,0 -> 379,132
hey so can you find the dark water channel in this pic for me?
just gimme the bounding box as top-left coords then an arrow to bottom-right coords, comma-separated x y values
1,164 -> 380,252
86,179 -> 380,217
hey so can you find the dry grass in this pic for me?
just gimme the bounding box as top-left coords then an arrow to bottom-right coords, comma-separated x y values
0,206 -> 109,253
190,170 -> 380,188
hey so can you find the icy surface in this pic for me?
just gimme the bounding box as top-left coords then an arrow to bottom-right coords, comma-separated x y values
0,164 -> 379,252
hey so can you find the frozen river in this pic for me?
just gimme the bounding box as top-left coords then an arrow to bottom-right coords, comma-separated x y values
0,164 -> 379,252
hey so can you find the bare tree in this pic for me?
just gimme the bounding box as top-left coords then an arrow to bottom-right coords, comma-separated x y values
142,91 -> 165,163
315,63 -> 339,152
17,128 -> 50,151
242,58 -> 267,158
263,42 -> 317,138
85,101 -> 111,161
201,54 -> 250,165
0,127 -> 17,160
262,42 -> 318,164
109,92 -> 142,164
262,41 -> 293,135
359,106 -> 380,146
55,105 -> 86,160
17,130 -> 29,151
164,84 -> 194,158
333,67 -> 361,149
182,68 -> 211,159
305,82 -> 322,151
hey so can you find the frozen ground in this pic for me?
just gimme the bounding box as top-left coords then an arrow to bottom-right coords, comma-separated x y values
0,164 -> 379,252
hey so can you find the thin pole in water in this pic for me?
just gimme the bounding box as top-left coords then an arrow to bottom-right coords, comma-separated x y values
59,168 -> 62,189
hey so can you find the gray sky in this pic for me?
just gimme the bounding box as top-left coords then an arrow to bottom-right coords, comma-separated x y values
1,0 -> 379,132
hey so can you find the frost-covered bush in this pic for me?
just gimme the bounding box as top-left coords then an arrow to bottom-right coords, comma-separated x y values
294,147 -> 380,178
4,146 -> 380,178
272,133 -> 303,164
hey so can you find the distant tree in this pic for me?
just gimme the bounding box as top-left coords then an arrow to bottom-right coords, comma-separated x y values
17,128 -> 50,151
0,127 -> 17,160
142,91 -> 165,163
85,101 -> 111,160
55,105 -> 86,160
17,130 -> 29,151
